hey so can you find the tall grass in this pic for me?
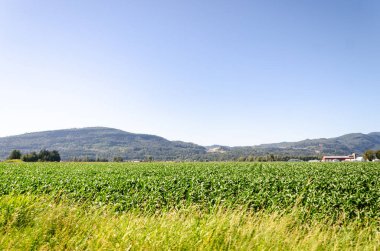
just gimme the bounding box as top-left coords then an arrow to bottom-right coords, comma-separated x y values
1,195 -> 379,250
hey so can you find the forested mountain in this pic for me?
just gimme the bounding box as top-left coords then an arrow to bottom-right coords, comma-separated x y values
206,132 -> 380,161
0,127 -> 379,161
0,127 -> 206,161
255,132 -> 380,155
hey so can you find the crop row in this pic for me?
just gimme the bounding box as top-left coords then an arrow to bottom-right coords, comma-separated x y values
1,162 -> 380,221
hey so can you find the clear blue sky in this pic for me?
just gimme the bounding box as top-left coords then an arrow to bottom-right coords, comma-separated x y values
0,0 -> 379,146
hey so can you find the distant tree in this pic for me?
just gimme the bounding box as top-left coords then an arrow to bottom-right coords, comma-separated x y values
237,156 -> 246,162
113,156 -> 124,162
145,156 -> 154,162
256,156 -> 264,162
247,155 -> 255,162
376,150 -> 380,160
21,152 -> 39,162
7,150 -> 22,160
38,149 -> 61,162
38,149 -> 50,161
50,150 -> 61,162
267,154 -> 275,162
96,157 -> 109,162
363,150 -> 375,161
80,156 -> 91,162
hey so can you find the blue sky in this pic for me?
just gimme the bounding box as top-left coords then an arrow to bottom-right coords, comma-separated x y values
0,0 -> 379,146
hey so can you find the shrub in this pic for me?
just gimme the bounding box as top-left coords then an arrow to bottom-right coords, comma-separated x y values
7,150 -> 22,160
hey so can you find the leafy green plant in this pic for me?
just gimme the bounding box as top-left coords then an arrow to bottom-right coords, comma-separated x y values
0,162 -> 380,222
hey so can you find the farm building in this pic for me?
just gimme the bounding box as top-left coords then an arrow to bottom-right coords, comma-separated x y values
322,153 -> 356,162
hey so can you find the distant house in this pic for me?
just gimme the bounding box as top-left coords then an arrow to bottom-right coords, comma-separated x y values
322,153 -> 356,162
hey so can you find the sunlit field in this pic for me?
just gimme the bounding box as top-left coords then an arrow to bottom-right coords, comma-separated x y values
1,162 -> 380,250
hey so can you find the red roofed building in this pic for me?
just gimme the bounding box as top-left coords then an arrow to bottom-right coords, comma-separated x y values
322,153 -> 356,162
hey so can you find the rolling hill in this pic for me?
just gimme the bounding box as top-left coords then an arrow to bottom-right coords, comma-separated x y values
0,127 -> 379,161
256,132 -> 380,154
218,132 -> 380,160
0,127 -> 206,161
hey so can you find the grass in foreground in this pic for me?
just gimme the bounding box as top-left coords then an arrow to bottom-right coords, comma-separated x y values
1,195 -> 380,250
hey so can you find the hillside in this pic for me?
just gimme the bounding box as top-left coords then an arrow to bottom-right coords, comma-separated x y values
254,132 -> 380,155
0,127 -> 379,161
206,132 -> 380,160
0,127 -> 206,161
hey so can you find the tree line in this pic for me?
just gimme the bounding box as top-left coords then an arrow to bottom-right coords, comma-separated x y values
70,156 -> 124,162
6,149 -> 380,162
363,150 -> 380,161
7,149 -> 61,162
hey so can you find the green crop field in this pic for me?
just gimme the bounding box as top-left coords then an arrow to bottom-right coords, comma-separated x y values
1,162 -> 380,250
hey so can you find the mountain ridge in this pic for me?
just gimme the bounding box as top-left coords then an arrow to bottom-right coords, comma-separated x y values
0,127 -> 206,161
0,127 -> 379,161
